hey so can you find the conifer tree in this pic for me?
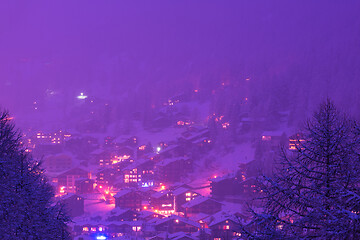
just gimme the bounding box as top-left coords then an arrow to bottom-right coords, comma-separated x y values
0,111 -> 71,239
241,100 -> 360,239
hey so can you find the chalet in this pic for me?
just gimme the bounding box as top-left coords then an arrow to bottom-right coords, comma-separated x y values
156,144 -> 185,161
122,159 -> 155,187
191,228 -> 212,240
32,143 -> 63,158
75,178 -> 94,194
239,116 -> 266,132
191,136 -> 213,153
150,190 -> 175,216
289,133 -> 306,151
96,168 -> 116,186
117,146 -> 134,158
155,215 -> 200,234
106,208 -> 138,221
138,210 -> 166,221
173,187 -> 199,212
149,233 -> 167,240
138,188 -> 157,206
33,130 -> 71,145
91,148 -> 112,166
107,221 -> 143,236
44,153 -> 72,172
261,130 -> 287,149
56,167 -> 89,193
188,213 -> 210,228
74,221 -> 143,237
210,173 -> 242,197
73,221 -> 107,236
61,193 -> 84,218
64,135 -> 99,159
182,196 -> 222,217
208,213 -> 242,240
237,177 -> 260,194
211,173 -> 260,197
136,143 -> 153,159
114,189 -> 143,211
113,136 -> 138,149
170,183 -> 193,191
155,157 -> 193,183
169,232 -> 197,240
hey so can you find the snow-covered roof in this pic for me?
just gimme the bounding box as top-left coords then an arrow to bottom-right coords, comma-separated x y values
151,190 -> 172,199
191,228 -> 211,238
173,187 -> 191,196
188,213 -> 209,222
109,208 -> 134,216
155,215 -> 200,228
170,232 -> 196,240
181,128 -> 208,141
206,210 -> 243,227
149,232 -> 167,240
113,189 -> 132,198
157,157 -> 189,167
61,193 -> 83,201
123,158 -> 151,171
210,172 -> 236,183
75,220 -> 143,227
182,196 -> 221,208
138,210 -> 157,219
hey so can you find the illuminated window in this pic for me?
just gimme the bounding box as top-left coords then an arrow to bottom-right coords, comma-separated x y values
91,227 -> 96,232
99,227 -> 103,232
262,136 -> 271,141
83,227 -> 89,232
132,226 -> 140,231
186,198 -> 191,201
186,192 -> 191,197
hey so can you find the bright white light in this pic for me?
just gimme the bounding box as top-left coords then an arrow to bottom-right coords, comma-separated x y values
77,92 -> 88,100
96,236 -> 107,240
156,146 -> 161,152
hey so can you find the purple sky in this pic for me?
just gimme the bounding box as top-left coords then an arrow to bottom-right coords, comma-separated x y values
0,1 -> 360,122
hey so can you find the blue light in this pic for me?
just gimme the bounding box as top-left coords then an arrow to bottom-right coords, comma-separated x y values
142,181 -> 154,188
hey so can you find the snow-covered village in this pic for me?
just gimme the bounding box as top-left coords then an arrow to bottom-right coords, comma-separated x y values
1,1 -> 360,240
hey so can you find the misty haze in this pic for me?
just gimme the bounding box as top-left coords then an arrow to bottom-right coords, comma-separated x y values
1,1 -> 360,240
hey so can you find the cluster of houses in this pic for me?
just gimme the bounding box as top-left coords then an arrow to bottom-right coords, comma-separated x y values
21,95 -> 301,240
67,182 -> 247,240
